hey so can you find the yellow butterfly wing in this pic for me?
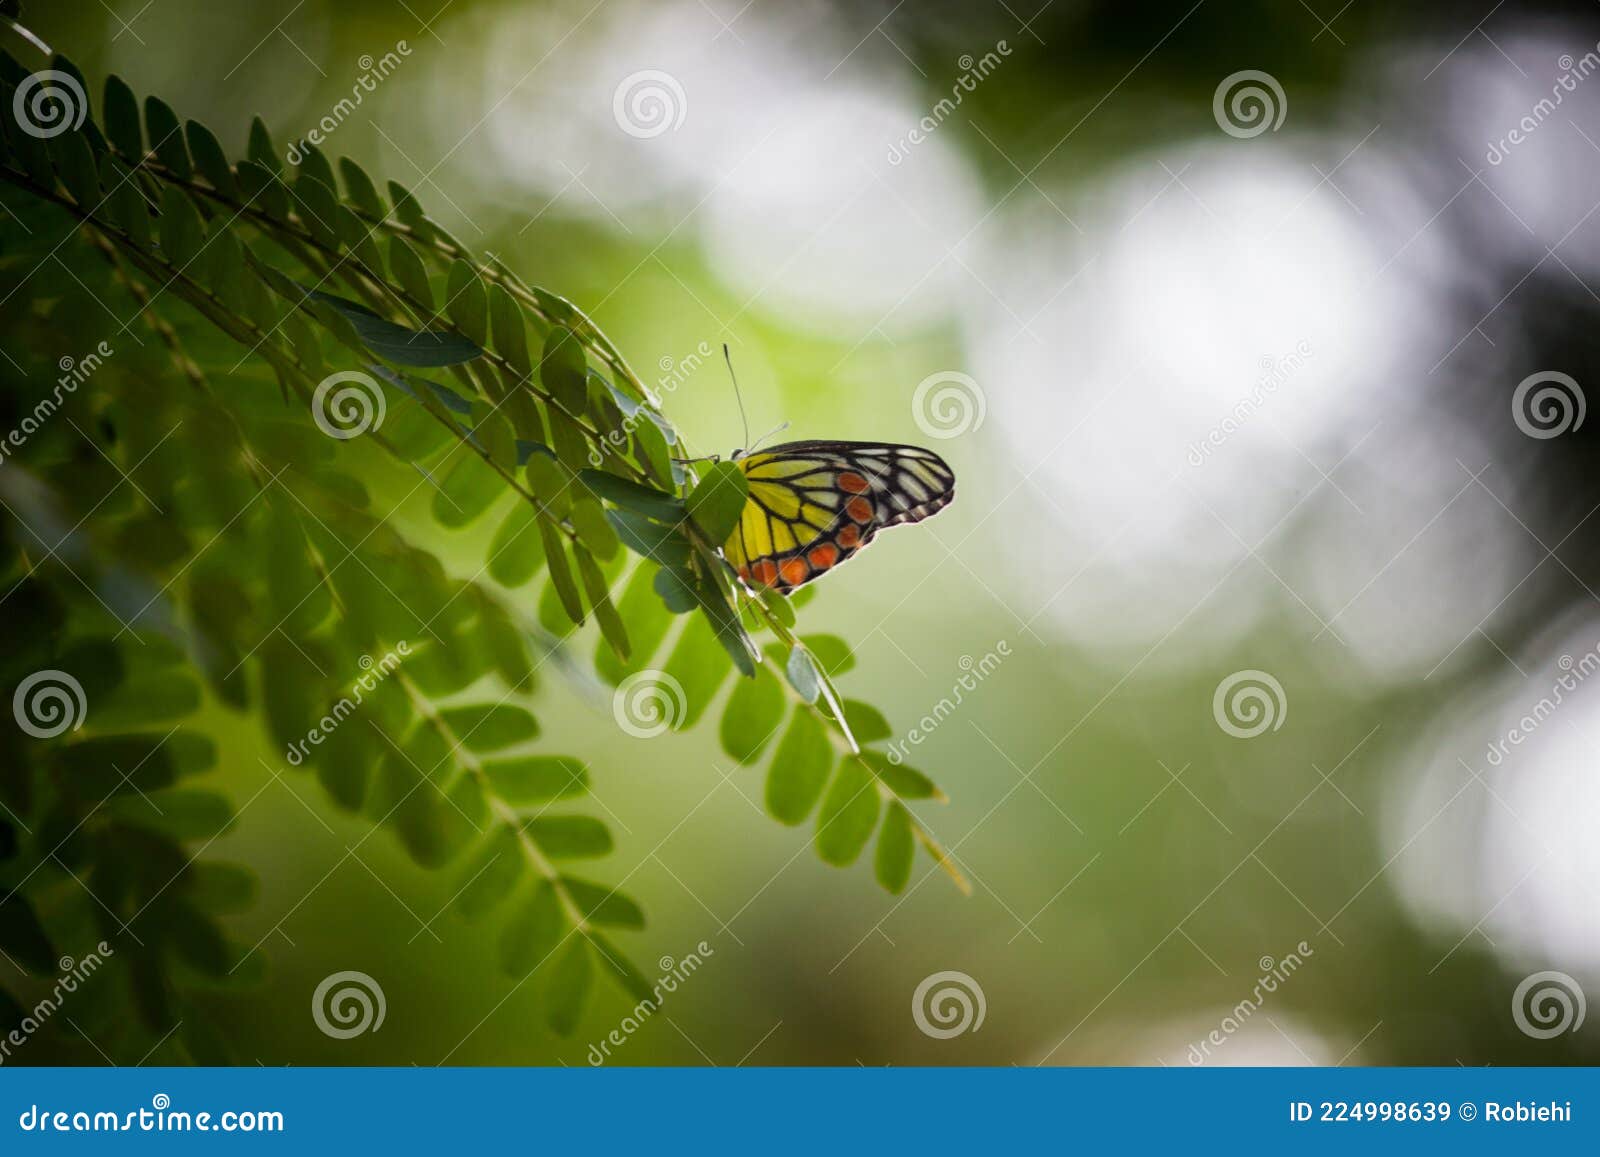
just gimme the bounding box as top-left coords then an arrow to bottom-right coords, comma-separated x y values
724,441 -> 955,593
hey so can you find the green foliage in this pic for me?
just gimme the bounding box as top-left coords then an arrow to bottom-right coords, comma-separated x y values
0,38 -> 963,1060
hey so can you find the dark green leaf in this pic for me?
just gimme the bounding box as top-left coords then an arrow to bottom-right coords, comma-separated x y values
577,470 -> 686,524
455,826 -> 526,918
390,235 -> 433,310
499,880 -> 565,978
575,544 -> 630,660
490,283 -> 532,377
540,523 -> 586,624
248,115 -> 280,172
338,156 -> 386,218
185,120 -> 238,198
540,326 -> 589,415
103,75 -> 142,157
310,290 -> 484,367
158,185 -> 205,268
144,96 -> 190,178
436,263 -> 486,348
545,938 -> 592,1036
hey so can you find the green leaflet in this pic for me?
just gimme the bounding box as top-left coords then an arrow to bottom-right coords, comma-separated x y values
310,290 -> 484,367
875,802 -> 916,893
687,461 -> 748,544
765,711 -> 832,825
814,759 -> 880,867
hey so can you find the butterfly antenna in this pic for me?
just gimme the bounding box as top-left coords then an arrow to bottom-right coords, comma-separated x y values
723,343 -> 750,450
749,421 -> 790,453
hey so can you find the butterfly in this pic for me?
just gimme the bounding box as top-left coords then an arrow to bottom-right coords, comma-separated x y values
723,439 -> 956,594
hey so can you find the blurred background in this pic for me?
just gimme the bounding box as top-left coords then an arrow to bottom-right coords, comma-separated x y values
9,0 -> 1600,1065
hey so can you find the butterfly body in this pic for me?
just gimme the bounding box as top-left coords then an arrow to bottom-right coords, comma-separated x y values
724,440 -> 956,594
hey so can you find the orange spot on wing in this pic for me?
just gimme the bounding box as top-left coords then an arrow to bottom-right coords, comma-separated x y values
837,524 -> 861,548
808,543 -> 839,570
779,558 -> 809,588
838,472 -> 870,494
846,496 -> 874,523
737,566 -> 751,584
751,559 -> 779,587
